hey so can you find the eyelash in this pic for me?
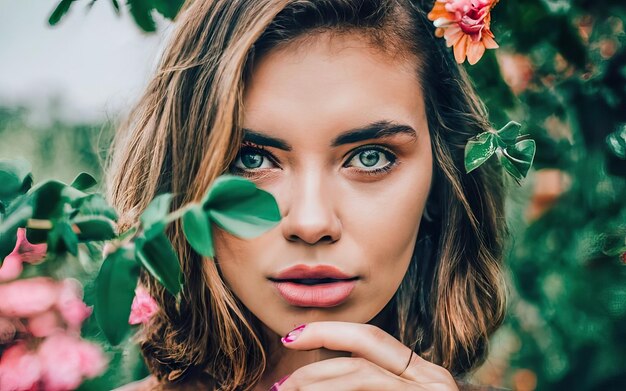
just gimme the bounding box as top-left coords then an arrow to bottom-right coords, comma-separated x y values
229,141 -> 399,178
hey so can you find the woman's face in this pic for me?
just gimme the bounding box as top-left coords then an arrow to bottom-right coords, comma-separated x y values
213,33 -> 433,337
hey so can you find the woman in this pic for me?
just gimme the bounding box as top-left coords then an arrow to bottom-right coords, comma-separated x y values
107,0 -> 508,390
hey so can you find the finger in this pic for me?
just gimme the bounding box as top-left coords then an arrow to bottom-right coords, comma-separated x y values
283,357 -> 379,385
281,358 -> 404,391
280,321 -> 424,379
287,376 -> 397,391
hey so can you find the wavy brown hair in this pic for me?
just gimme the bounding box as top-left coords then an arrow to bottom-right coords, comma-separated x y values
106,0 -> 508,389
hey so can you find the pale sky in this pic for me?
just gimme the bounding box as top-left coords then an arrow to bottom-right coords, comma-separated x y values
0,0 -> 171,122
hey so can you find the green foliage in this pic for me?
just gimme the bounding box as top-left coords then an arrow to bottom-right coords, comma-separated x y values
464,121 -> 537,184
49,0 -> 185,32
203,176 -> 283,239
95,245 -> 139,345
464,1 -> 626,389
0,157 -> 282,349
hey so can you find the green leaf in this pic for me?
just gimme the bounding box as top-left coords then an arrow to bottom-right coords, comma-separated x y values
601,233 -> 626,257
127,0 -> 157,32
204,176 -> 281,239
182,205 -> 214,257
500,139 -> 537,184
202,175 -> 257,206
496,121 -> 522,145
70,172 -> 97,191
110,0 -> 121,14
153,0 -> 184,19
48,0 -> 77,26
47,219 -> 78,256
135,232 -> 182,295
0,159 -> 33,206
30,181 -> 67,220
140,193 -> 172,235
73,215 -> 117,242
95,245 -> 139,345
498,151 -> 524,182
77,194 -> 118,221
464,132 -> 497,173
606,126 -> 626,159
0,200 -> 33,261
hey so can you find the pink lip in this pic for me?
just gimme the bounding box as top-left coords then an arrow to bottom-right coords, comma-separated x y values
272,264 -> 354,280
271,280 -> 356,307
269,264 -> 358,307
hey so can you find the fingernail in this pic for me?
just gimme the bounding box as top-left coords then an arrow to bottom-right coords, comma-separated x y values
268,376 -> 289,391
277,375 -> 290,385
281,324 -> 306,343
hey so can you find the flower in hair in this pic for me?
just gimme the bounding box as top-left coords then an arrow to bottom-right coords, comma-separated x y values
428,0 -> 499,65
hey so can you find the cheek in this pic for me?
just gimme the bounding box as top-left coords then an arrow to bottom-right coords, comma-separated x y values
211,229 -> 259,294
342,161 -> 432,308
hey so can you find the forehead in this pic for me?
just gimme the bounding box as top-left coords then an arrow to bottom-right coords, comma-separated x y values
243,33 -> 425,142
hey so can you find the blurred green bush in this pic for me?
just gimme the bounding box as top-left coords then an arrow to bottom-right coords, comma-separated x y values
3,0 -> 626,390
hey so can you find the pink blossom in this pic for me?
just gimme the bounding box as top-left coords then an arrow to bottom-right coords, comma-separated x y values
0,256 -> 24,282
0,342 -> 42,391
0,317 -> 17,345
428,0 -> 499,65
11,228 -> 47,264
56,279 -> 92,330
76,340 -> 108,378
38,334 -> 84,391
497,52 -> 534,95
0,228 -> 48,282
0,277 -> 58,318
38,333 -> 107,390
27,310 -> 63,338
129,286 -> 159,325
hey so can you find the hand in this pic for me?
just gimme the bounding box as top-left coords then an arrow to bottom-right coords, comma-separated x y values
272,321 -> 459,391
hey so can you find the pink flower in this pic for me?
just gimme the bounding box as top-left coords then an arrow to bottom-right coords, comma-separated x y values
38,333 -> 83,391
27,310 -> 63,338
56,279 -> 92,330
0,228 -> 47,282
428,0 -> 499,65
76,340 -> 108,378
38,333 -> 106,390
0,277 -> 58,318
0,342 -> 42,391
129,286 -> 159,325
497,52 -> 534,95
0,256 -> 24,282
0,317 -> 18,345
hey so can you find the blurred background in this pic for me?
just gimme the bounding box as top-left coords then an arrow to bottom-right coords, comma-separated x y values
0,0 -> 625,390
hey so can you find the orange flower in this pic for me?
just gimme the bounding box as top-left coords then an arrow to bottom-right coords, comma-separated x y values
428,0 -> 500,65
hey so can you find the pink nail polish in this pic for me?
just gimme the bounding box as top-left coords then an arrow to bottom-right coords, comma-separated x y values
268,375 -> 289,391
281,324 -> 306,343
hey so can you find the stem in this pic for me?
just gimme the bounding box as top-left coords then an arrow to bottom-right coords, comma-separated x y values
163,203 -> 196,225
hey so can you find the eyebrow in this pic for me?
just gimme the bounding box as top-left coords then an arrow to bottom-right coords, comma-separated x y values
241,120 -> 417,151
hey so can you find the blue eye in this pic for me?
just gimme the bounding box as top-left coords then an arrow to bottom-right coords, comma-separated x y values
231,146 -> 276,171
239,151 -> 263,169
346,147 -> 396,172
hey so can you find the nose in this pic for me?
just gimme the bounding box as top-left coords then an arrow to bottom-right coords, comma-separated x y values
281,171 -> 342,245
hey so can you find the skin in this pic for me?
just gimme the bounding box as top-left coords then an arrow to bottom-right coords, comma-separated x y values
210,32 -> 458,390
